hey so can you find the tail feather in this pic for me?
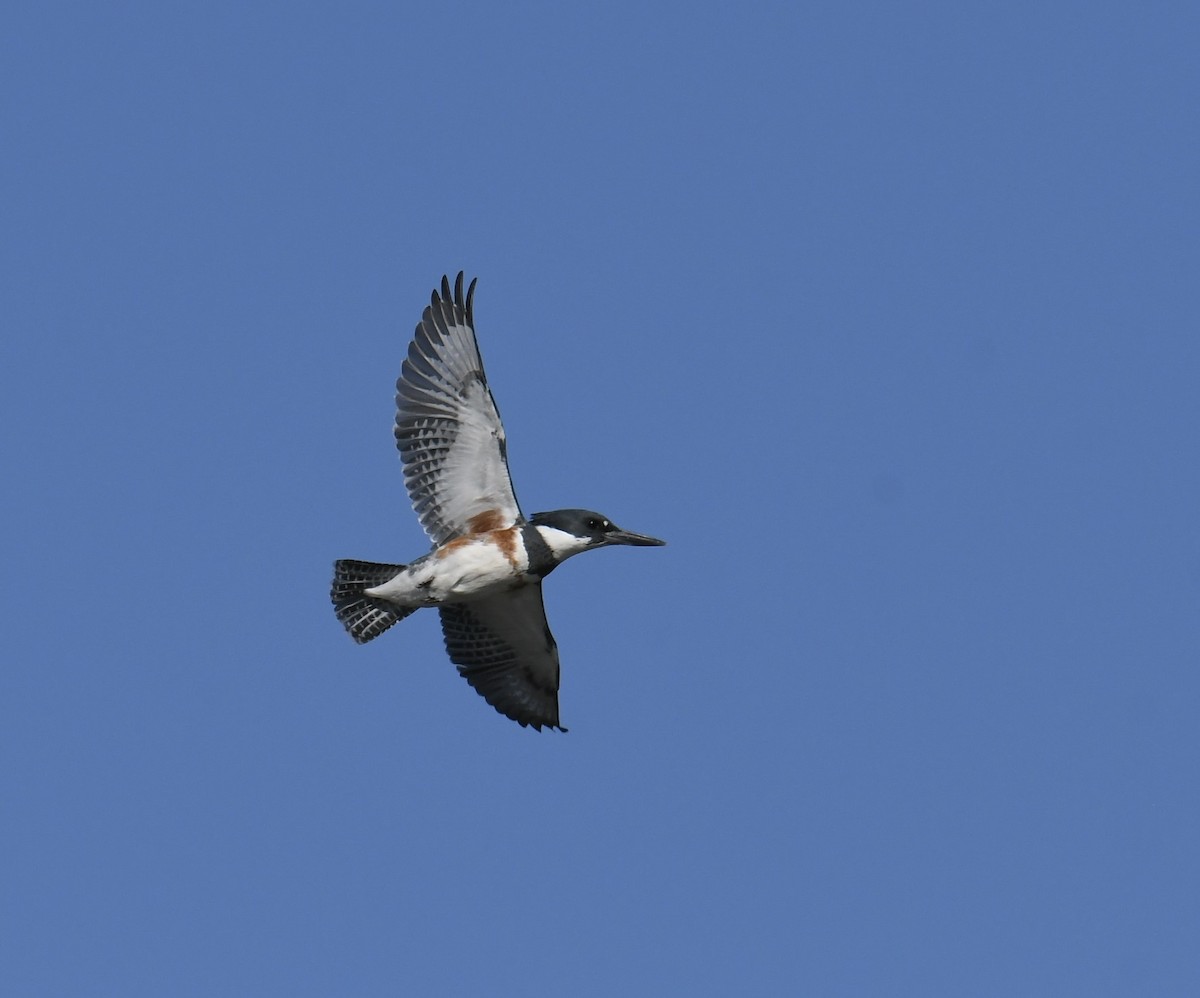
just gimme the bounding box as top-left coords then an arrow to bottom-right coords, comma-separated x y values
332,559 -> 416,643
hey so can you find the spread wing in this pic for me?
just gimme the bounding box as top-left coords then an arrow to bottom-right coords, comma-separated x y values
394,273 -> 521,545
438,586 -> 565,732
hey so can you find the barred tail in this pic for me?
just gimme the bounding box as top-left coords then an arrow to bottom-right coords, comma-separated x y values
332,559 -> 417,643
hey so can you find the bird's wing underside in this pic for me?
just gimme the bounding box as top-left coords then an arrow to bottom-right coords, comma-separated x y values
438,585 -> 564,731
394,273 -> 521,545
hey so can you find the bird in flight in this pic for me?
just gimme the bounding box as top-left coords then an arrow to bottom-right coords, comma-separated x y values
332,273 -> 665,731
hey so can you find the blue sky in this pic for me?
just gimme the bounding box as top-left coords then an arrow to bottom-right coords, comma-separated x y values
3,2 -> 1198,994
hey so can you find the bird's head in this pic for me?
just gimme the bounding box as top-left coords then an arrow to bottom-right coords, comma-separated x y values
530,508 -> 666,560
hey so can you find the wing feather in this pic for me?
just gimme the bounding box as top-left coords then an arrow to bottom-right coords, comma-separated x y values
438,587 -> 564,731
395,274 -> 521,544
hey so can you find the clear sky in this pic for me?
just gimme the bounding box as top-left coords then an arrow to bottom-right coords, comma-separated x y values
3,2 -> 1198,995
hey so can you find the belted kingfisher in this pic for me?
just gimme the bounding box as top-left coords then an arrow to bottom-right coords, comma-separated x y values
332,273 -> 664,731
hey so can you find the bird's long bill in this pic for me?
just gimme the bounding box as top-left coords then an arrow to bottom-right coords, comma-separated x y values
606,526 -> 666,547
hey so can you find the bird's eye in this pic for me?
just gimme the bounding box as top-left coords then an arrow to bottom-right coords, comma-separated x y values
587,518 -> 602,530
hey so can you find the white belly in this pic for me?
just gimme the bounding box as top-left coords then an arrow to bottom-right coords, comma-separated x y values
365,540 -> 525,607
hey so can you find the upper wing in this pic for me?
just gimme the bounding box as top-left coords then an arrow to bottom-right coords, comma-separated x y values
394,274 -> 521,545
438,586 -> 565,732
